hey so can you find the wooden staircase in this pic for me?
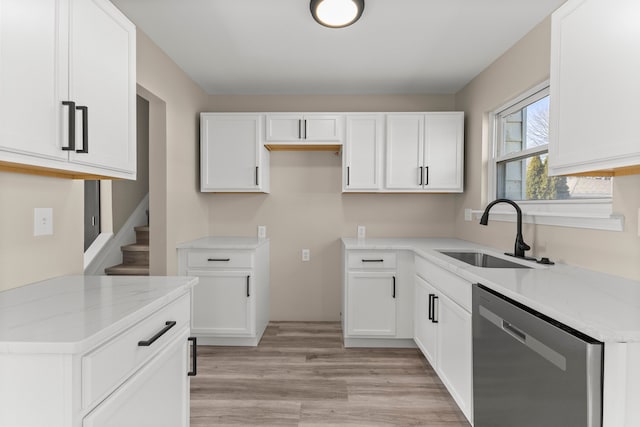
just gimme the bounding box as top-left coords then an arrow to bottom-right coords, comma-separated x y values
105,225 -> 149,276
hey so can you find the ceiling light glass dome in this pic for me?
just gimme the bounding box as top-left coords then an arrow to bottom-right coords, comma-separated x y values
310,0 -> 365,28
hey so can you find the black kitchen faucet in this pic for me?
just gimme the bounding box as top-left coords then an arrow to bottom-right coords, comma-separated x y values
479,198 -> 533,259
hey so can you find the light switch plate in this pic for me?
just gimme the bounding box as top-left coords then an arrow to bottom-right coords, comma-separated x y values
258,225 -> 266,239
34,208 -> 53,236
302,249 -> 310,262
357,225 -> 366,239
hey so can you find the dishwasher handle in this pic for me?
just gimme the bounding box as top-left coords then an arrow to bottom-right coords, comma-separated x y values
502,320 -> 526,342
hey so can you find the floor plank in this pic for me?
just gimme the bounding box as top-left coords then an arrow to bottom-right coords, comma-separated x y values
190,322 -> 470,426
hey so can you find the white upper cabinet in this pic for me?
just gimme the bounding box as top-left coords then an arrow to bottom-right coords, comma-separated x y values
423,113 -> 464,191
265,114 -> 344,144
0,0 -> 136,179
200,113 -> 270,192
343,115 -> 383,191
549,0 -> 640,176
385,113 -> 464,192
0,0 -> 68,162
386,114 -> 424,190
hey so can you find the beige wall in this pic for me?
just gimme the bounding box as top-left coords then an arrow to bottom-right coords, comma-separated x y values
136,30 -> 210,275
0,172 -> 83,291
454,17 -> 640,280
207,95 -> 457,321
112,95 -> 150,234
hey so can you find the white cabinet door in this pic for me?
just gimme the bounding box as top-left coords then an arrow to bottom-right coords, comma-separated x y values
436,292 -> 472,421
347,272 -> 396,336
343,115 -> 383,191
0,0 -> 68,161
82,330 -> 189,427
385,115 -> 424,190
68,0 -> 136,175
414,276 -> 437,365
190,271 -> 254,336
424,113 -> 464,192
304,115 -> 343,142
265,114 -> 302,141
201,114 -> 267,192
265,114 -> 343,142
549,0 -> 640,175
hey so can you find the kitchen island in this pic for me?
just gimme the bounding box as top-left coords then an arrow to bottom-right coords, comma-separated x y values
0,275 -> 197,427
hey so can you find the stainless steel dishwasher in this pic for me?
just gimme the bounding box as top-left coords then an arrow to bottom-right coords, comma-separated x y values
472,283 -> 603,427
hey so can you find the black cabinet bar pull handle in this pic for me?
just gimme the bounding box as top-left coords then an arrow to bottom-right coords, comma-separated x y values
255,166 -> 259,186
304,119 -> 307,139
138,321 -> 176,346
433,295 -> 439,323
361,259 -> 384,263
347,166 -> 350,186
425,166 -> 429,186
298,119 -> 302,139
246,275 -> 250,297
428,294 -> 434,320
61,101 -> 76,151
419,166 -> 423,186
188,337 -> 197,376
75,106 -> 88,153
208,258 -> 230,262
392,276 -> 396,299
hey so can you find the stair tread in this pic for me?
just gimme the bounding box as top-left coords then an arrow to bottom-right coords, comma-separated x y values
134,225 -> 149,232
121,243 -> 149,252
105,264 -> 149,276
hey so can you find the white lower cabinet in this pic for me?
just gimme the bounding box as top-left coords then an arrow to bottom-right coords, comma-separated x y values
83,329 -> 189,427
191,271 -> 254,336
414,261 -> 473,423
347,272 -> 397,336
342,247 -> 414,347
177,237 -> 270,346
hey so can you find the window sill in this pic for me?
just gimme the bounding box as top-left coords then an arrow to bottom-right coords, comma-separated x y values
468,201 -> 624,232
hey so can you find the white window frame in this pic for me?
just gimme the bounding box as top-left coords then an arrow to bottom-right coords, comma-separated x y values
482,81 -> 623,232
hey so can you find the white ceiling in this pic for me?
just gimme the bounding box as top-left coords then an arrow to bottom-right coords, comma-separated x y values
111,0 -> 567,95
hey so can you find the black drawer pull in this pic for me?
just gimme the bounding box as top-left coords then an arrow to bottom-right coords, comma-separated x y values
392,276 -> 396,298
361,259 -> 384,263
246,275 -> 250,297
428,294 -> 434,320
61,101 -> 76,151
75,105 -> 88,153
138,321 -> 176,346
188,337 -> 197,376
208,258 -> 230,262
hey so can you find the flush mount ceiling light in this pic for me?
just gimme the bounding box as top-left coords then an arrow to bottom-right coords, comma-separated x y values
310,0 -> 365,28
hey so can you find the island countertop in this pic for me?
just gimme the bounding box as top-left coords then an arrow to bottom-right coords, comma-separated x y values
0,275 -> 197,354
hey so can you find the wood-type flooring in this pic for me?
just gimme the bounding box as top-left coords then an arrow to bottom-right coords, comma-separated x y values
190,322 -> 470,426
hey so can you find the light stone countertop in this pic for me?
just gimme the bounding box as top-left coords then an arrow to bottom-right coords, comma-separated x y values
342,237 -> 640,343
176,236 -> 269,250
0,275 -> 197,354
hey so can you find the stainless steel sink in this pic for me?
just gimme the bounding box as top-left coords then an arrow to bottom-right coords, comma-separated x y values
438,251 -> 531,269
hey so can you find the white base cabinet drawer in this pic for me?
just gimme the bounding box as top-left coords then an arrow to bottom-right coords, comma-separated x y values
81,293 -> 190,409
187,250 -> 254,269
347,252 -> 397,270
83,329 -> 190,427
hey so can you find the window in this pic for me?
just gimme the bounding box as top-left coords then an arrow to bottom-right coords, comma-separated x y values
492,85 -> 612,202
487,82 -> 621,231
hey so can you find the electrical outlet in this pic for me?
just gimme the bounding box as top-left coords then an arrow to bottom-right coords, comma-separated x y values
258,225 -> 266,239
357,225 -> 366,239
34,208 -> 53,236
464,208 -> 472,221
302,249 -> 310,262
